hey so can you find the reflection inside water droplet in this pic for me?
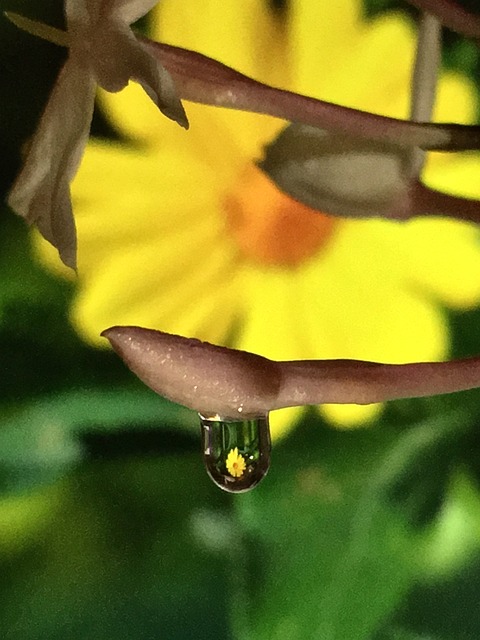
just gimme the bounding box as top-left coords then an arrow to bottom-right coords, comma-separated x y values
199,413 -> 271,493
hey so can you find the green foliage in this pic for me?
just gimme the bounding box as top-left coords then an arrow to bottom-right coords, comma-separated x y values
0,456 -> 232,640
2,1 -> 480,638
3,394 -> 480,638
1,205 -> 480,640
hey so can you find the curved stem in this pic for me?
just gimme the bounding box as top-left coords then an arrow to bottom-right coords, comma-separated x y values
411,181 -> 480,223
142,39 -> 480,152
103,326 -> 480,413
276,356 -> 480,407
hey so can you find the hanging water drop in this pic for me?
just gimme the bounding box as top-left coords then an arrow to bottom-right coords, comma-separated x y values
199,413 -> 271,493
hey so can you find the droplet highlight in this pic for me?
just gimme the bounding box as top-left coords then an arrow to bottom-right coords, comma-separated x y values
199,414 -> 271,493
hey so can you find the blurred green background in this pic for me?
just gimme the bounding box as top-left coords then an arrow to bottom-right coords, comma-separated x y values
2,1 -> 480,638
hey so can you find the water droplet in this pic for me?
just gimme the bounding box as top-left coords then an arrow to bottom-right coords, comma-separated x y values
199,413 -> 271,493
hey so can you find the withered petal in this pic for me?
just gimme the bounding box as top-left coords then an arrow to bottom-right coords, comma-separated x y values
108,0 -> 161,24
260,125 -> 480,224
259,124 -> 410,219
8,59 -> 96,269
89,24 -> 187,127
66,0 -> 158,28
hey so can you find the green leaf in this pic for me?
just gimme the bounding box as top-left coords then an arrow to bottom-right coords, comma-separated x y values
416,469 -> 480,580
0,454 -> 232,639
229,410 -> 469,640
0,387 -> 196,495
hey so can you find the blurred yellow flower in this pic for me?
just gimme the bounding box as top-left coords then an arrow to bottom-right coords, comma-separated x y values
226,448 -> 247,479
38,0 -> 480,437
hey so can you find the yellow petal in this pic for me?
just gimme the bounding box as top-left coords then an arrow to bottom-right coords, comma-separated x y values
300,222 -> 448,363
237,267 -> 328,360
424,153 -> 480,201
432,72 -> 477,125
72,141 -> 223,241
289,0 -> 362,100
156,0 -> 287,157
73,213 -> 238,345
303,13 -> 415,117
403,217 -> 480,309
344,14 -> 415,117
320,402 -> 382,427
101,0 -> 286,154
152,0 -> 287,86
269,406 -> 304,441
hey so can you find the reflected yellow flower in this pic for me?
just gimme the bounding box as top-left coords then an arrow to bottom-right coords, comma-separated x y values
38,0 -> 480,437
226,448 -> 247,479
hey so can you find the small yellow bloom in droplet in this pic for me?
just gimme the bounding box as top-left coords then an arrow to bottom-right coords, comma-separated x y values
226,447 -> 247,478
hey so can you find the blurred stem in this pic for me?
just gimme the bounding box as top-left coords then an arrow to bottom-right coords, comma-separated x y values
409,12 -> 442,178
229,496 -> 251,640
314,411 -> 466,639
229,495 -> 254,640
412,182 -> 480,223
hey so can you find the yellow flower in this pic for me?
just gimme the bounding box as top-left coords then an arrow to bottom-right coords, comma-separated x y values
37,0 -> 480,438
226,448 -> 247,479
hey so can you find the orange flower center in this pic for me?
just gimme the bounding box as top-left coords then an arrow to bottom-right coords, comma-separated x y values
223,165 -> 337,267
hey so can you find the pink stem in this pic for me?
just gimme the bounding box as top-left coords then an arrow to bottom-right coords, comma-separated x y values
141,38 -> 480,152
411,181 -> 480,223
276,356 -> 480,407
103,326 -> 480,413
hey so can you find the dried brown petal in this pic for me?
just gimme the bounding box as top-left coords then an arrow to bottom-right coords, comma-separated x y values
8,59 -> 96,269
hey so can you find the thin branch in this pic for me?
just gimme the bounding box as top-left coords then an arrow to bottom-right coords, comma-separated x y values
6,11 -> 480,152
405,0 -> 480,39
142,38 -> 480,152
276,356 -> 480,408
409,181 -> 480,223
